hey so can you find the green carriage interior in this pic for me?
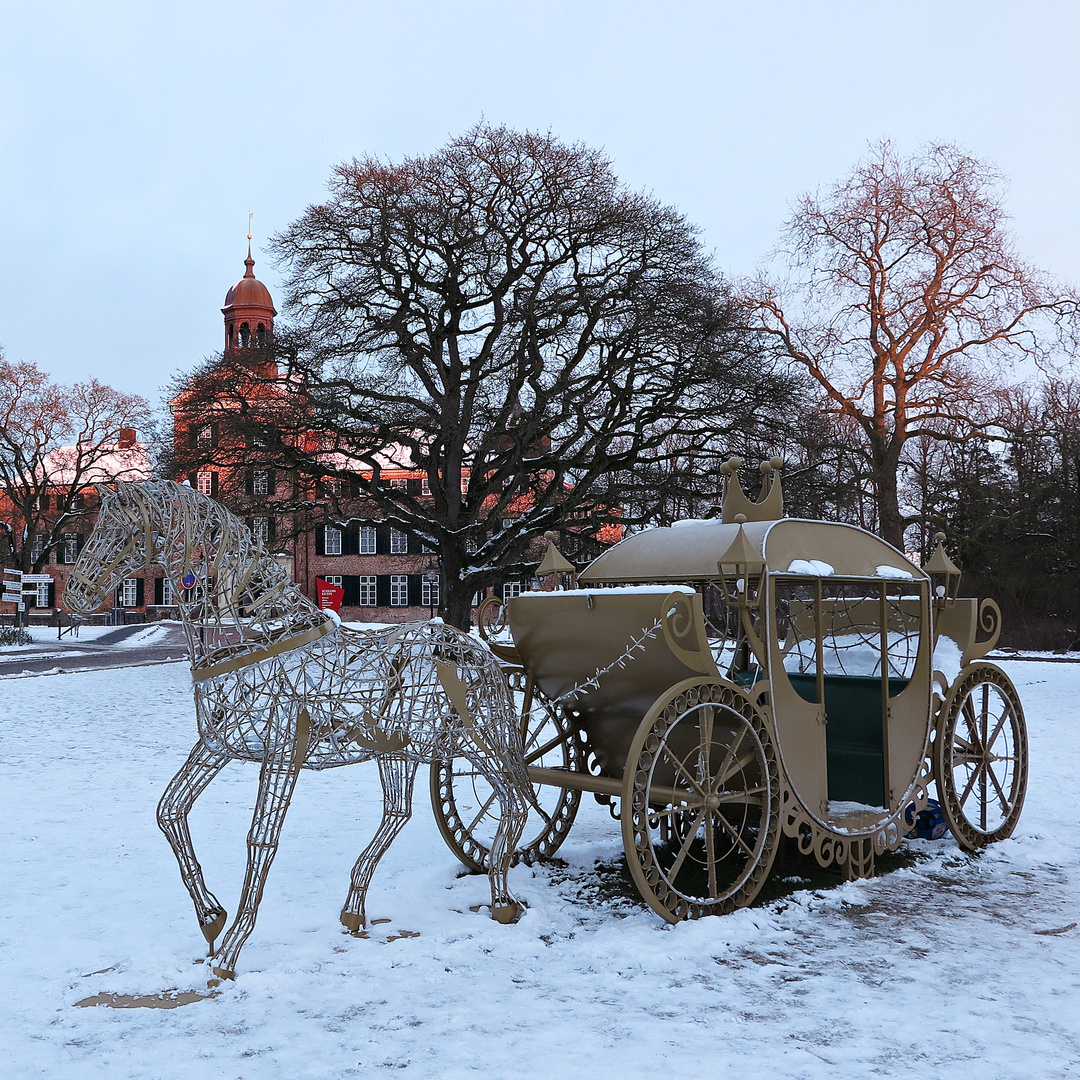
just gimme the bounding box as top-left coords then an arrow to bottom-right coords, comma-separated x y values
510,518 -> 933,823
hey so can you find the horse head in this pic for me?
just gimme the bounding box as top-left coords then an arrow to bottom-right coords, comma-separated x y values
65,480 -> 158,614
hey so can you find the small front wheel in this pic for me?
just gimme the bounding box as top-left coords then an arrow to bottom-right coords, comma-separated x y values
934,662 -> 1028,850
622,678 -> 781,922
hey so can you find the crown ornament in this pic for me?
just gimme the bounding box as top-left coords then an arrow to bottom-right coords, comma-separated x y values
719,456 -> 785,523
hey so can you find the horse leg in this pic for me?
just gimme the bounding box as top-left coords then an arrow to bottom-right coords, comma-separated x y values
157,740 -> 230,949
340,754 -> 417,933
210,709 -> 309,980
482,759 -> 529,924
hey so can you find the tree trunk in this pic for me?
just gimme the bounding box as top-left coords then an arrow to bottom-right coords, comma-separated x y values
869,437 -> 905,550
438,544 -> 472,630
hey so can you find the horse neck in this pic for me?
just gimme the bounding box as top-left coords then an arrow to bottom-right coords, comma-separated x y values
160,490 -> 322,656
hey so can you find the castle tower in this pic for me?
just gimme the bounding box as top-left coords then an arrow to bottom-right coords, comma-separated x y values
221,239 -> 276,355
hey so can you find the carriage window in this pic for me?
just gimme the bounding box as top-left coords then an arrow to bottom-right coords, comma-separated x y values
120,578 -> 139,608
358,575 -> 377,606
324,527 -> 342,555
390,575 -> 409,606
390,528 -> 408,554
359,526 -> 377,554
775,578 -> 923,693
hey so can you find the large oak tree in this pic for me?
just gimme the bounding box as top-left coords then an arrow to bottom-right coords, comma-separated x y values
178,125 -> 783,627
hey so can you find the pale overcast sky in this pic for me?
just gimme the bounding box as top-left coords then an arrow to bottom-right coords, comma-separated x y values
1,0 -> 1077,406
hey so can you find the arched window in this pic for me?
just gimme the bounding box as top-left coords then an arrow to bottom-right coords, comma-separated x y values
240,322 -> 251,347
227,322 -> 236,349
256,323 -> 267,347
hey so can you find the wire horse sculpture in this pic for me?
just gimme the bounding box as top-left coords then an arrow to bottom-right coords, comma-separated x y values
65,480 -> 531,980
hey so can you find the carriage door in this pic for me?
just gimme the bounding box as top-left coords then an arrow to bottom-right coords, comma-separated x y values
778,578 -> 922,810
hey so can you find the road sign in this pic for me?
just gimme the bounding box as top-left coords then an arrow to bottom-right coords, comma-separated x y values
22,574 -> 53,583
3,593 -> 23,604
3,568 -> 21,579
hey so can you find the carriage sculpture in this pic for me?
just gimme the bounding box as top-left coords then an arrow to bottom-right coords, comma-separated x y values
433,458 -> 1029,921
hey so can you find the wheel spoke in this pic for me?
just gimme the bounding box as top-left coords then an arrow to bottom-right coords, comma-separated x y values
524,730 -> 571,765
985,762 -> 1012,818
961,697 -> 983,752
714,746 -> 759,791
984,708 -> 1011,752
957,762 -> 982,808
466,788 -> 500,832
705,811 -> 718,897
713,810 -> 756,859
665,809 -> 706,881
711,724 -> 748,789
663,750 -> 707,798
714,784 -> 766,806
699,705 -> 715,779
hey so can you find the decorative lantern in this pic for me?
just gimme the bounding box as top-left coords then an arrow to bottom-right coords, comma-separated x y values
716,514 -> 765,607
536,531 -> 575,591
924,532 -> 962,606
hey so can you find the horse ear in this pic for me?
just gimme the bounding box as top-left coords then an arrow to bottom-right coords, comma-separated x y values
113,479 -> 133,505
94,482 -> 112,501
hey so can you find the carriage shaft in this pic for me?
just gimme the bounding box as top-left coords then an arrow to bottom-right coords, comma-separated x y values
527,765 -> 707,809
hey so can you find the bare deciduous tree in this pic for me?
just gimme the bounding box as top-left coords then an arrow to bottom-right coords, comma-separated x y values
747,141 -> 1078,548
0,351 -> 149,579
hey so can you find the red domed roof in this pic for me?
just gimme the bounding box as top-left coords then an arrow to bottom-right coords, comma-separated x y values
222,248 -> 276,315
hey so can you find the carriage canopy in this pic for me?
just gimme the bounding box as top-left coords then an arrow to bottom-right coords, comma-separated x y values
577,518 -> 926,585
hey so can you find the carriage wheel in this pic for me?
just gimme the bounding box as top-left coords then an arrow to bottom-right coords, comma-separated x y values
430,685 -> 585,872
934,662 -> 1028,851
622,678 -> 781,923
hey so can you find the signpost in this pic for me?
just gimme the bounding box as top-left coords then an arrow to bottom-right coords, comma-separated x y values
2,570 -> 53,624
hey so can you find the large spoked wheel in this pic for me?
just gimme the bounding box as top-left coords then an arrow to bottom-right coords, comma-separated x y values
431,679 -> 585,872
934,662 -> 1028,851
622,678 -> 781,923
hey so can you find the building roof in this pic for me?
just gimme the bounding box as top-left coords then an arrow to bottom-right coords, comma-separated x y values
222,247 -> 276,315
40,442 -> 151,486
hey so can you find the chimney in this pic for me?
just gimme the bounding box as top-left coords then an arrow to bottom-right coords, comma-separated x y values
118,427 -> 137,448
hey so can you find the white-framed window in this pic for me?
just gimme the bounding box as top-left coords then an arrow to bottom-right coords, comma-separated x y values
121,578 -> 139,607
471,590 -> 486,607
252,517 -> 270,545
321,574 -> 342,587
322,477 -> 344,497
324,526 -> 342,555
359,526 -> 377,554
196,425 -> 213,447
35,581 -> 50,607
197,471 -> 214,496
358,575 -> 377,606
421,476 -> 431,495
502,581 -> 523,602
389,477 -> 407,490
390,528 -> 408,554
62,534 -> 79,564
465,536 -> 479,554
161,578 -> 175,606
30,533 -> 46,562
390,574 -> 409,606
253,471 -> 271,496
422,578 -> 440,608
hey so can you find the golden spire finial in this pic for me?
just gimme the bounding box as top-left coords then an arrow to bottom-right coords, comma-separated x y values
244,212 -> 255,277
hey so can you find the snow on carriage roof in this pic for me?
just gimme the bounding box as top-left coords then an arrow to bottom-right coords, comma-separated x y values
578,518 -> 925,583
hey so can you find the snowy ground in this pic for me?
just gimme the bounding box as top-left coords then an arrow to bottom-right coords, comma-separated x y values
2,659 -> 1078,1079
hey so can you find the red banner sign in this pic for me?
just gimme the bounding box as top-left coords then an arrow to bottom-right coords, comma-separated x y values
316,578 -> 344,612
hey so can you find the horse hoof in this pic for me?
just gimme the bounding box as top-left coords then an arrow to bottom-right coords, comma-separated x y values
340,910 -> 365,934
491,902 -> 524,925
211,966 -> 235,981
